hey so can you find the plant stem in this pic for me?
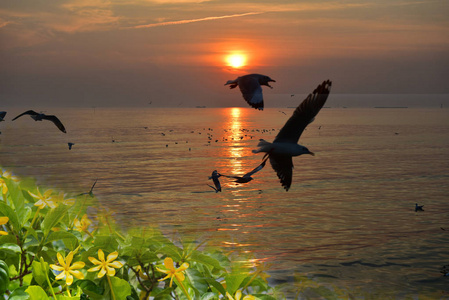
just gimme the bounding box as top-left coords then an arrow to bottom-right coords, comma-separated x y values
176,279 -> 192,300
107,275 -> 116,300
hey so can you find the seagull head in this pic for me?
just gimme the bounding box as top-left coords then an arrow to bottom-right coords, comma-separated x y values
259,75 -> 276,89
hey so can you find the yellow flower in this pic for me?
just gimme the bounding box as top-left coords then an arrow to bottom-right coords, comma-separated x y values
226,290 -> 256,300
54,191 -> 75,206
29,188 -> 57,209
50,251 -> 85,285
156,257 -> 189,287
0,169 -> 19,182
88,249 -> 123,278
74,214 -> 92,233
0,216 -> 9,235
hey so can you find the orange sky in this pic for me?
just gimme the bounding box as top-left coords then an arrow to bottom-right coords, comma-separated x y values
0,0 -> 448,107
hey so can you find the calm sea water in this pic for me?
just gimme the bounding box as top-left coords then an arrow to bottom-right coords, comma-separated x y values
1,107 -> 449,298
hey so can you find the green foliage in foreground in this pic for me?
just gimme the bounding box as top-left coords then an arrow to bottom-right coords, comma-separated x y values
0,169 -> 282,300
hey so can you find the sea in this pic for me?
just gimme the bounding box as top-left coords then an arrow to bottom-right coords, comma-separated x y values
1,107 -> 448,298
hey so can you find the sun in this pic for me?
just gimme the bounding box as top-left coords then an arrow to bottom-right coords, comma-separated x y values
226,54 -> 246,68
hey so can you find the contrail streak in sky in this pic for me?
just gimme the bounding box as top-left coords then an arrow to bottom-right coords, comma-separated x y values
130,12 -> 263,29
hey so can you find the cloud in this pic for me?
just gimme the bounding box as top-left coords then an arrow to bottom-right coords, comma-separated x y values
128,11 -> 264,29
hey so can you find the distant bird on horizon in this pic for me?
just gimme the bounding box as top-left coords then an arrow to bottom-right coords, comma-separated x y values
0,111 -> 6,122
208,170 -> 222,192
222,157 -> 268,183
12,110 -> 66,133
252,80 -> 332,191
415,203 -> 424,212
225,74 -> 275,110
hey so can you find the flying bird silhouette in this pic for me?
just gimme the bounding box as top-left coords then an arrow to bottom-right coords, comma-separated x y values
0,111 -> 6,122
208,170 -> 222,192
415,203 -> 424,212
252,80 -> 332,191
225,74 -> 275,110
68,142 -> 75,150
12,110 -> 66,133
222,157 -> 268,183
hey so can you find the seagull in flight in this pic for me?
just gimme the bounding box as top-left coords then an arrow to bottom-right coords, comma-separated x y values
252,80 -> 332,191
12,110 -> 67,133
222,157 -> 268,183
0,111 -> 6,122
225,74 -> 275,110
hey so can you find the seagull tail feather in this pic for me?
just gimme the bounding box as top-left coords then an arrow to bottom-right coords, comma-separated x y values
252,139 -> 272,153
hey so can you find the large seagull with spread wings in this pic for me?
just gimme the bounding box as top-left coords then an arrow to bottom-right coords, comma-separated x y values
252,80 -> 332,191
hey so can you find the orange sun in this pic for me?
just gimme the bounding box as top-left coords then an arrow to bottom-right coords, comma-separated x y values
226,54 -> 246,68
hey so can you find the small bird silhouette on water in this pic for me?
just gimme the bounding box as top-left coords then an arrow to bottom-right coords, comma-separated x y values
208,170 -> 222,192
68,142 -> 75,150
222,157 -> 268,183
252,80 -> 332,191
0,111 -> 6,122
78,179 -> 98,197
225,74 -> 275,110
415,203 -> 424,212
12,110 -> 66,133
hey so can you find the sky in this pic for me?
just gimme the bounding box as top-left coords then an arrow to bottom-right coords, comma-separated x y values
1,0 -> 448,108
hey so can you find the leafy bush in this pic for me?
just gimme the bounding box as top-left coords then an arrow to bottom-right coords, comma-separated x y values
0,168 -> 281,299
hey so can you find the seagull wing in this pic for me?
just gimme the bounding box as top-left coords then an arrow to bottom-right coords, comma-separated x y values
238,75 -> 264,110
243,156 -> 268,177
12,110 -> 39,121
0,111 -> 6,120
269,154 -> 293,191
43,115 -> 67,133
274,80 -> 332,143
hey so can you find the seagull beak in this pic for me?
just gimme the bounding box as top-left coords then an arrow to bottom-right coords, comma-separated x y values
309,151 -> 315,156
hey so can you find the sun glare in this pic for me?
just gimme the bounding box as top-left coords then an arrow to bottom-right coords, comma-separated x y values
226,54 -> 246,68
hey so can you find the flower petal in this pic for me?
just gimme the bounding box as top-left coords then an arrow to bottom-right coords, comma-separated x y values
98,267 -> 107,278
98,249 -> 105,262
177,262 -> 189,272
0,216 -> 8,225
88,257 -> 101,265
69,270 -> 85,280
87,265 -> 102,272
70,261 -> 85,269
55,272 -> 66,280
50,264 -> 64,272
106,251 -> 119,263
56,252 -> 66,267
66,273 -> 74,285
108,261 -> 123,269
175,272 -> 185,283
106,266 -> 116,277
65,251 -> 74,266
163,257 -> 175,271
0,231 -> 8,235
156,267 -> 169,275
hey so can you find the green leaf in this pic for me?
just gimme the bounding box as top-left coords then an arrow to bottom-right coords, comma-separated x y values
25,285 -> 50,300
200,292 -> 218,300
205,279 -> 227,296
0,201 -> 20,233
31,260 -> 47,287
0,243 -> 21,254
9,286 -> 30,300
41,205 -> 70,236
225,273 -> 248,295
45,231 -> 79,250
158,245 -> 182,262
185,268 -> 209,295
189,251 -> 224,270
109,276 -> 131,299
72,279 -> 104,296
